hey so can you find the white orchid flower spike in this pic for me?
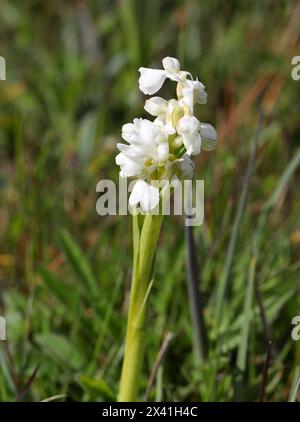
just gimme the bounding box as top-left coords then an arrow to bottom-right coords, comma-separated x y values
116,56 -> 217,212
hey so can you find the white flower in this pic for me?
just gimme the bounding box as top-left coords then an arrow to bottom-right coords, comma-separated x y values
139,57 -> 207,114
116,118 -> 170,178
176,116 -> 201,155
129,180 -> 159,212
139,57 -> 184,95
178,79 -> 207,112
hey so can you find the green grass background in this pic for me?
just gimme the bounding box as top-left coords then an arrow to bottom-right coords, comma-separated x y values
0,0 -> 300,401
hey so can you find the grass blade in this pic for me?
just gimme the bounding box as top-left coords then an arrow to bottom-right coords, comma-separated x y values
289,367 -> 300,402
58,229 -> 98,297
236,256 -> 256,372
39,267 -> 77,307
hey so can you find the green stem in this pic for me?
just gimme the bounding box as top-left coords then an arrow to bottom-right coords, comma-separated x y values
118,212 -> 164,402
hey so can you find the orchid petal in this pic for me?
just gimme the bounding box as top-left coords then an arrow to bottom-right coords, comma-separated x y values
138,68 -> 167,95
144,97 -> 168,116
162,57 -> 180,73
182,132 -> 201,156
129,180 -> 160,212
200,123 -> 217,151
116,153 -> 143,177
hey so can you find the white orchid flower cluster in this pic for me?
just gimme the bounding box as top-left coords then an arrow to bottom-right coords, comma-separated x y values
116,57 -> 217,212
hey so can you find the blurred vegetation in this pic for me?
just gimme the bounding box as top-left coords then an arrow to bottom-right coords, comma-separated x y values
0,0 -> 300,402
